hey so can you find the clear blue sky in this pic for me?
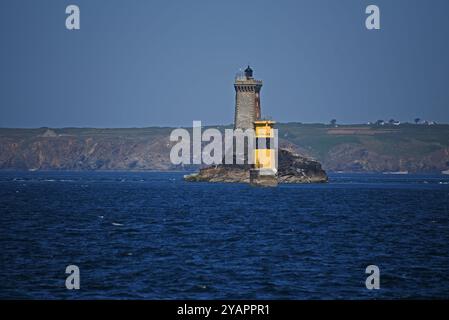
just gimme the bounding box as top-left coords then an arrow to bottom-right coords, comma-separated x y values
1,0 -> 448,127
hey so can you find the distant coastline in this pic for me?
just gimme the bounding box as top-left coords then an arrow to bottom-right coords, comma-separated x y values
1,123 -> 449,174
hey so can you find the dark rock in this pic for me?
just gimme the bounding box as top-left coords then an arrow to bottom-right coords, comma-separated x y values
277,149 -> 328,183
184,148 -> 328,184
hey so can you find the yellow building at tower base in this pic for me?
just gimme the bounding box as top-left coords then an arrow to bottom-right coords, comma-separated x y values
250,120 -> 278,187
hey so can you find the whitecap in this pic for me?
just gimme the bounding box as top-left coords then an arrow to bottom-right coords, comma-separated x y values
112,222 -> 124,226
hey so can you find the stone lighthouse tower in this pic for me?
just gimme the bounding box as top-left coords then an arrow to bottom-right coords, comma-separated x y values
234,66 -> 263,130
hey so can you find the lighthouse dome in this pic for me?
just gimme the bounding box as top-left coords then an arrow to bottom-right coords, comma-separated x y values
244,65 -> 253,79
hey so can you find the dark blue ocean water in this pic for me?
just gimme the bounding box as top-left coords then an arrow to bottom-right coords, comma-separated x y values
0,171 -> 448,299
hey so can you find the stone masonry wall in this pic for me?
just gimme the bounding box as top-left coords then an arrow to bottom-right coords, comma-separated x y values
234,89 -> 256,130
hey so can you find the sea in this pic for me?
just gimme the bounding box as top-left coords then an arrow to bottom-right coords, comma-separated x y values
0,171 -> 448,299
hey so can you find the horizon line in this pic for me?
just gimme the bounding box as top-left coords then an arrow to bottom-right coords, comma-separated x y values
1,121 -> 449,130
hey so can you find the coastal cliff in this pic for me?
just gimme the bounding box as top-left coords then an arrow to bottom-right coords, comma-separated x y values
1,124 -> 449,173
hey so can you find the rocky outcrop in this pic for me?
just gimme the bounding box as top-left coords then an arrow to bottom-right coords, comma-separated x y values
184,165 -> 250,183
277,149 -> 328,183
184,148 -> 328,184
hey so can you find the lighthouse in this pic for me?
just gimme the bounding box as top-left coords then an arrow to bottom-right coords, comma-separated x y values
234,66 -> 263,130
233,66 -> 277,186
